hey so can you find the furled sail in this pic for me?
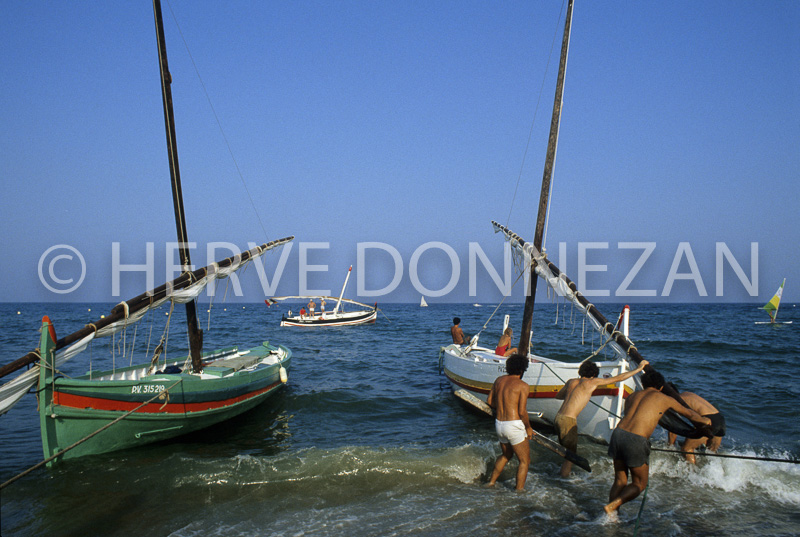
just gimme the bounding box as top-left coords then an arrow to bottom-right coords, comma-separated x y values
492,220 -> 635,362
492,220 -> 708,438
0,236 -> 293,415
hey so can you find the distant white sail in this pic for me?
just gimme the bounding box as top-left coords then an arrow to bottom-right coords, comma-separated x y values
420,296 -> 428,307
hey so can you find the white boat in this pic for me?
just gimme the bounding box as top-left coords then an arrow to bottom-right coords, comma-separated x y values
420,296 -> 428,307
270,266 -> 378,327
440,0 -> 692,444
441,246 -> 641,442
755,278 -> 792,325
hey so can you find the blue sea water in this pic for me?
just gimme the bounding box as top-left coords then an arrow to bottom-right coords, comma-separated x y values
1,301 -> 799,536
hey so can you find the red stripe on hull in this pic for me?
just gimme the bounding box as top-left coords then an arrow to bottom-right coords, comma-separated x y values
53,381 -> 282,414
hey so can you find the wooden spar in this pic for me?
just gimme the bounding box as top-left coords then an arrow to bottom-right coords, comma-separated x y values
495,221 -> 644,362
492,220 -> 691,409
518,0 -> 574,357
152,0 -> 203,373
0,237 -> 293,380
332,266 -> 353,315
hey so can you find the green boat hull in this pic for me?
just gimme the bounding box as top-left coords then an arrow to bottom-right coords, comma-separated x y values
38,322 -> 291,463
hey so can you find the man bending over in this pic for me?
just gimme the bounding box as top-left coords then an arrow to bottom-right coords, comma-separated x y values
604,370 -> 711,515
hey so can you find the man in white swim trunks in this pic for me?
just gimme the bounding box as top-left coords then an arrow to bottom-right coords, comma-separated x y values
486,354 -> 534,491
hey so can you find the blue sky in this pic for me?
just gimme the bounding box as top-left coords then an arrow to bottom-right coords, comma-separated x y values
1,1 -> 798,304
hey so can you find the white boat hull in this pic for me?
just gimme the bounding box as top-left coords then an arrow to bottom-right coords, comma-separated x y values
280,309 -> 377,327
440,344 -> 640,443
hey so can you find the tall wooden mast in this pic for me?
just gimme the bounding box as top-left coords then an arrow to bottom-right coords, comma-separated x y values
152,0 -> 204,373
518,0 -> 573,357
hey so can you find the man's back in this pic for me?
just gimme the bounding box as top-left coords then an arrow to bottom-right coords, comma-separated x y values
451,324 -> 464,344
557,378 -> 598,419
617,388 -> 678,438
491,375 -> 529,421
680,391 -> 717,415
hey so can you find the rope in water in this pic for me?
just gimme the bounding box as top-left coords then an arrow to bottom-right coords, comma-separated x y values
0,378 -> 183,490
630,447 -> 797,535
632,482 -> 649,537
651,447 -> 799,464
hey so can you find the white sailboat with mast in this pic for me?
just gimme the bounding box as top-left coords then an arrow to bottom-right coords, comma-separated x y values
271,266 -> 378,327
439,0 -> 700,443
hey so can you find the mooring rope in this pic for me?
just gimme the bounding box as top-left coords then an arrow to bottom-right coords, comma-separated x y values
651,447 -> 800,464
632,482 -> 649,537
1,378 -> 183,490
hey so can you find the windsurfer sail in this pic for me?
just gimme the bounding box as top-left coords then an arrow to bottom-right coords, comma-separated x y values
760,278 -> 788,324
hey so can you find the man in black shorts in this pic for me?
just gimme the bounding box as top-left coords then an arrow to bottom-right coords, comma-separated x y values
666,385 -> 726,464
604,371 -> 712,516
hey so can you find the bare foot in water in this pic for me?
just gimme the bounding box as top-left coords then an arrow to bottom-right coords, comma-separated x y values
603,499 -> 622,517
600,510 -> 619,524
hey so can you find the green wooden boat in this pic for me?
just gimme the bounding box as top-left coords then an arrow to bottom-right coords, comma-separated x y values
36,316 -> 291,462
0,0 -> 294,464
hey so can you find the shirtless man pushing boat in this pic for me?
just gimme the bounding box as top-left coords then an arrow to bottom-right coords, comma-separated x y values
486,354 -> 534,491
604,370 -> 711,516
553,359 -> 648,477
666,385 -> 726,464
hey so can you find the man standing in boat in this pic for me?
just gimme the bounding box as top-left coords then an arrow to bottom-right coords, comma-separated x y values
307,298 -> 316,318
553,359 -> 648,477
604,370 -> 711,516
486,354 -> 534,491
666,385 -> 726,464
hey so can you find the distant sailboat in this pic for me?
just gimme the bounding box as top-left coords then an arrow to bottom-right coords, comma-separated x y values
756,279 -> 792,325
420,296 -> 428,307
271,266 -> 378,327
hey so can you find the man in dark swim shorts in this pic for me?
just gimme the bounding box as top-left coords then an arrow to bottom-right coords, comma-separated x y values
666,386 -> 726,463
608,427 -> 650,469
604,371 -> 712,516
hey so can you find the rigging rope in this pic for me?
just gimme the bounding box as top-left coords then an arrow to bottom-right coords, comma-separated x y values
164,0 -> 271,244
506,0 -> 568,229
468,252 -> 534,347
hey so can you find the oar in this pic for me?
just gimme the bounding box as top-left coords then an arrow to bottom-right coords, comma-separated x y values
454,389 -> 592,473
